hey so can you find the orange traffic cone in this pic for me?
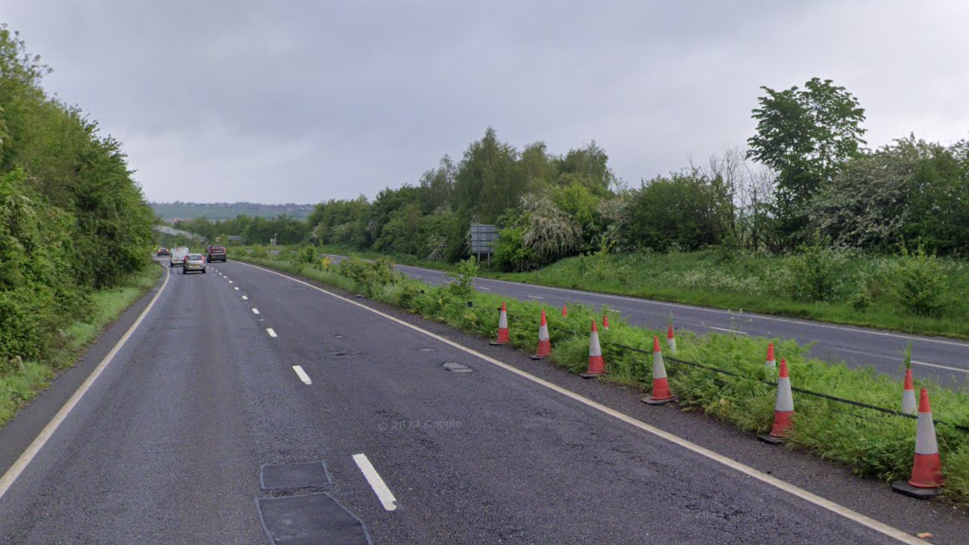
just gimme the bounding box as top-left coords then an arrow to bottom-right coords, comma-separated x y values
489,302 -> 510,345
765,343 -> 776,369
759,358 -> 793,445
580,320 -> 605,378
562,304 -> 568,318
893,388 -> 943,499
530,309 -> 552,360
901,368 -> 917,416
666,325 -> 677,356
602,314 -> 610,331
643,336 -> 676,405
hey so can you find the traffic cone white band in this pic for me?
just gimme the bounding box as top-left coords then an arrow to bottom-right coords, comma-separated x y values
499,311 -> 508,329
589,331 -> 602,357
915,412 -> 939,455
538,323 -> 549,341
902,390 -> 917,415
652,351 -> 667,379
775,377 -> 794,412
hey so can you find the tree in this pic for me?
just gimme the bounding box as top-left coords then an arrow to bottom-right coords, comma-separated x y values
747,78 -> 866,242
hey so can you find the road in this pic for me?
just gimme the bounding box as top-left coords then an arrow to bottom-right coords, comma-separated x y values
0,260 -> 965,544
335,258 -> 968,385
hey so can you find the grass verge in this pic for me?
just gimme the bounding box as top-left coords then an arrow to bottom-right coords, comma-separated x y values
304,245 -> 969,340
0,264 -> 163,427
237,252 -> 969,504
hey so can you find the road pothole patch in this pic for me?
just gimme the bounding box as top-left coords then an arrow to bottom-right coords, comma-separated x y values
443,362 -> 473,373
260,461 -> 332,491
257,493 -> 371,545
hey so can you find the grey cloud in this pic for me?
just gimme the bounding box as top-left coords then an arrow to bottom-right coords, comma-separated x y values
2,0 -> 967,204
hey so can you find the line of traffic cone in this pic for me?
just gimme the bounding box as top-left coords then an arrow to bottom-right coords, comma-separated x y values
765,343 -> 776,369
902,368 -> 917,415
893,387 -> 944,499
562,304 -> 568,317
580,320 -> 606,378
602,314 -> 610,331
666,325 -> 676,356
759,358 -> 793,445
530,309 -> 552,360
642,336 -> 676,405
489,302 -> 510,345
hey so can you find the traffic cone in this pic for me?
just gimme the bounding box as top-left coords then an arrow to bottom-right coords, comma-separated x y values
580,320 -> 605,378
643,336 -> 677,405
759,358 -> 793,445
530,309 -> 552,360
489,302 -> 510,345
765,343 -> 776,369
893,388 -> 943,499
666,325 -> 677,356
602,314 -> 610,331
901,368 -> 917,416
562,304 -> 568,318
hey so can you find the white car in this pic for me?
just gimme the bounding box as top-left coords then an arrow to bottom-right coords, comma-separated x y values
170,246 -> 190,267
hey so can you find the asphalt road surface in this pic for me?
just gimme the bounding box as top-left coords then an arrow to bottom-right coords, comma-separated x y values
0,261 -> 966,544
328,257 -> 969,385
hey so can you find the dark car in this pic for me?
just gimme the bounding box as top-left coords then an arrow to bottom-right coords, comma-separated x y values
157,247 -> 170,256
206,245 -> 227,262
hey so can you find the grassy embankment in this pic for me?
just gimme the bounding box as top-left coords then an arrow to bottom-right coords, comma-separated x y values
0,265 -> 163,426
316,244 -> 969,340
236,249 -> 969,503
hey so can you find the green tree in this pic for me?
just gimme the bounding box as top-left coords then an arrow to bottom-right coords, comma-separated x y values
747,78 -> 866,242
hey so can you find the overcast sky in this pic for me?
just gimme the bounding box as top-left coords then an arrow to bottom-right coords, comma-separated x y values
2,1 -> 968,204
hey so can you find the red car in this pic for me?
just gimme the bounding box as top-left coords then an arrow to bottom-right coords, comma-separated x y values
206,245 -> 227,262
157,247 -> 170,256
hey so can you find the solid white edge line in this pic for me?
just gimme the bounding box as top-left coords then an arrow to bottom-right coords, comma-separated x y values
266,327 -> 277,338
292,365 -> 312,385
352,453 -> 398,511
825,347 -> 969,374
238,261 -> 928,545
394,263 -> 969,350
709,326 -> 749,336
912,360 -> 969,374
0,265 -> 172,501
252,308 -> 260,315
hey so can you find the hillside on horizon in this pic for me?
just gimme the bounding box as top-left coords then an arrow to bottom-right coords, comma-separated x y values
151,201 -> 316,222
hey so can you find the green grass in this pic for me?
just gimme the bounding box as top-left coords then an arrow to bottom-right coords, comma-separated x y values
494,251 -> 969,340
0,265 -> 163,426
237,251 -> 969,504
310,246 -> 969,339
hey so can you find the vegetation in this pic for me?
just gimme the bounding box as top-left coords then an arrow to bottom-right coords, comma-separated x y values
0,266 -> 161,426
0,26 -> 156,420
237,250 -> 969,503
159,75 -> 965,338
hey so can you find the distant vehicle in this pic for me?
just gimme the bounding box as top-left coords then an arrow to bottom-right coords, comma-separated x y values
157,247 -> 170,256
170,246 -> 190,267
182,253 -> 207,274
206,245 -> 227,262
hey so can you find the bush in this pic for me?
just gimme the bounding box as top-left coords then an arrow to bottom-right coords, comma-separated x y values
787,236 -> 843,302
892,246 -> 946,316
295,245 -> 317,265
447,257 -> 479,301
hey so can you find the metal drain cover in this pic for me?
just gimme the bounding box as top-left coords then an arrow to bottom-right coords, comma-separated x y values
443,362 -> 473,373
260,462 -> 331,491
257,493 -> 371,545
